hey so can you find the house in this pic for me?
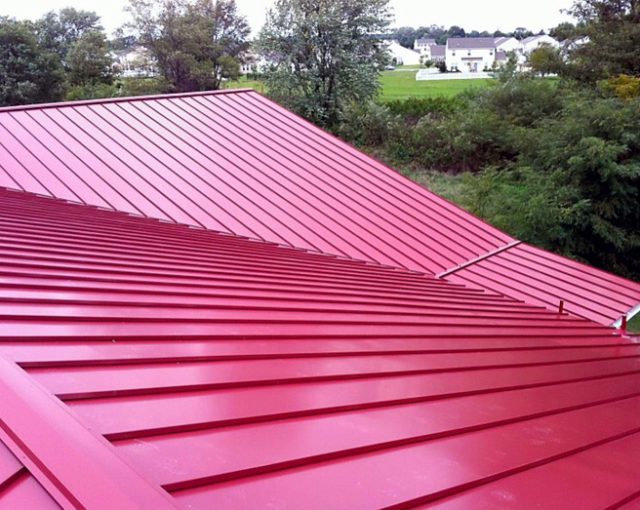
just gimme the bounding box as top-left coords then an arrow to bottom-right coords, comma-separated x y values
428,44 -> 446,63
413,37 -> 437,52
111,44 -> 158,77
494,36 -> 521,52
386,40 -> 421,66
0,90 -> 639,508
446,37 -> 498,72
520,34 -> 560,55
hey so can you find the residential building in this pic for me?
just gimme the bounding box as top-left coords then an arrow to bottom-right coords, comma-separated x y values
520,34 -> 560,55
428,44 -> 446,63
446,37 -> 498,72
386,40 -> 422,66
112,45 -> 158,78
413,37 -> 436,52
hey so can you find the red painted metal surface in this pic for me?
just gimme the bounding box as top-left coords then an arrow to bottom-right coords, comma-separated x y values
0,431 -> 61,508
0,187 -> 639,509
2,90 -> 634,325
446,242 -> 640,325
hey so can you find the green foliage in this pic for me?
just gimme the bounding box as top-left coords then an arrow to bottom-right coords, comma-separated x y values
127,0 -> 250,92
550,22 -> 578,41
603,74 -> 640,99
257,0 -> 392,128
338,71 -> 639,280
64,82 -> 119,100
35,8 -> 102,65
563,0 -> 640,81
528,44 -> 563,76
67,30 -> 116,86
120,76 -> 169,95
337,101 -> 395,146
0,17 -> 64,106
384,96 -> 466,121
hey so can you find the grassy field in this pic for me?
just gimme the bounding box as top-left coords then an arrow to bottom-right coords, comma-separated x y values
629,313 -> 640,333
222,71 -> 494,101
221,75 -> 266,93
378,71 -> 493,101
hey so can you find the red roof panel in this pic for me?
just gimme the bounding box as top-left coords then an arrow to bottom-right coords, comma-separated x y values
446,242 -> 640,325
1,90 -> 637,324
0,187 -> 638,508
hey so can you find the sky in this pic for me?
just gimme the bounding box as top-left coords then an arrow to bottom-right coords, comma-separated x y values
3,0 -> 575,37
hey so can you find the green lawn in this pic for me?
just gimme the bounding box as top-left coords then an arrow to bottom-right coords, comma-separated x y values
221,71 -> 494,101
628,313 -> 640,333
221,75 -> 266,93
378,71 -> 493,101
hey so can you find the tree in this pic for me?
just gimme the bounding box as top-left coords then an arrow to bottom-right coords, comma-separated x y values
127,0 -> 250,92
258,0 -> 392,128
67,30 -> 116,86
550,21 -> 576,41
0,17 -> 64,106
446,25 -> 466,38
36,8 -> 102,65
563,0 -> 640,80
392,26 -> 416,48
528,43 -> 563,75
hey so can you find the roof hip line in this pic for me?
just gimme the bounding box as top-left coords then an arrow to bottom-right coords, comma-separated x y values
0,354 -> 180,510
438,241 -> 522,278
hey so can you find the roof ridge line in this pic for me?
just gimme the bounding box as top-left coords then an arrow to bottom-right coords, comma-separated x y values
0,88 -> 255,113
438,241 -> 523,278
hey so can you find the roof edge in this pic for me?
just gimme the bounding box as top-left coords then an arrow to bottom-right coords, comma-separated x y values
0,88 -> 255,113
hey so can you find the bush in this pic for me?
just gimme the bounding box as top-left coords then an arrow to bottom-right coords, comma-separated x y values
336,101 -> 396,146
385,96 -> 466,122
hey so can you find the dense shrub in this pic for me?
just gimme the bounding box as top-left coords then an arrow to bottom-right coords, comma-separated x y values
384,96 -> 466,122
336,75 -> 640,280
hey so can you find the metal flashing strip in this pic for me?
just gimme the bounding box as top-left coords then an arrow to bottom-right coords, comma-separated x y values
0,355 -> 179,510
613,302 -> 640,329
438,241 -> 523,279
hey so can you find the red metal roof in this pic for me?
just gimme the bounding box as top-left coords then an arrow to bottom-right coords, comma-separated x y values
444,242 -> 640,325
1,187 -> 639,509
3,89 -> 635,325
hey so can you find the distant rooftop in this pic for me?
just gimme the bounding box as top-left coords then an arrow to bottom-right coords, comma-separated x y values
447,37 -> 497,49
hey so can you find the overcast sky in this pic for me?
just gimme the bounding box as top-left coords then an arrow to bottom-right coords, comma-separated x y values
4,0 -> 575,37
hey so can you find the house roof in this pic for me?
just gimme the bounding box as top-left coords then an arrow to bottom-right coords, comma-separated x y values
415,38 -> 436,46
2,186 -> 640,509
447,37 -> 497,49
1,89 -> 637,325
430,45 -> 446,57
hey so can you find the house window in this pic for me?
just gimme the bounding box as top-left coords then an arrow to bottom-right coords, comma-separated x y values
452,51 -> 456,56
467,50 -> 471,56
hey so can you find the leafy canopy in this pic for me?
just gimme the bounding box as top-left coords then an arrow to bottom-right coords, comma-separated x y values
258,0 -> 392,128
563,0 -> 640,80
0,17 -> 64,106
127,0 -> 250,92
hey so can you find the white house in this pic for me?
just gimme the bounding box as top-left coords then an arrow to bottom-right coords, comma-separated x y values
446,37 -> 498,72
494,37 -> 521,52
112,45 -> 158,78
520,35 -> 560,55
414,38 -> 437,53
386,40 -> 422,66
